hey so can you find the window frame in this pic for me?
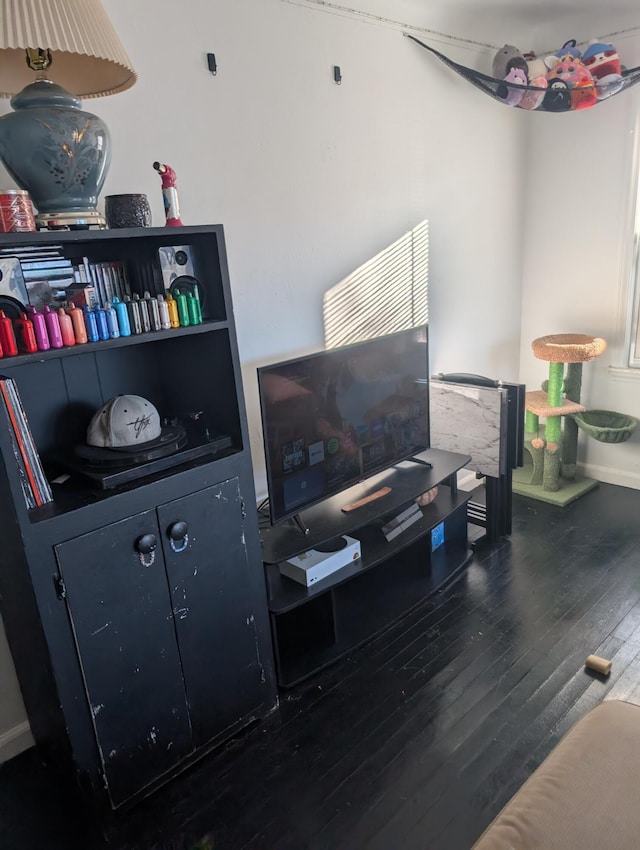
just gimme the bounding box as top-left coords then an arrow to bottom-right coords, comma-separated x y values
616,95 -> 640,372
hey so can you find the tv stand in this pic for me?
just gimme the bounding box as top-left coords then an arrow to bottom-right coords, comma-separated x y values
260,448 -> 472,688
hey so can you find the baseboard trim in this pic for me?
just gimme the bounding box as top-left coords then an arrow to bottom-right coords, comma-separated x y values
580,462 -> 640,490
458,469 -> 482,492
0,720 -> 33,763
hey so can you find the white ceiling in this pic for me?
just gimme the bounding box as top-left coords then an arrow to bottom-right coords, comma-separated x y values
436,1 -> 640,48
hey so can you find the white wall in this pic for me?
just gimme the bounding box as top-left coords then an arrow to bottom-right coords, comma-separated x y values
0,623 -> 33,761
520,47 -> 640,489
91,0 -> 527,495
0,0 -> 526,757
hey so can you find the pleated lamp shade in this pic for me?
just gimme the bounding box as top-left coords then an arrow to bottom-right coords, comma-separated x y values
0,0 -> 136,97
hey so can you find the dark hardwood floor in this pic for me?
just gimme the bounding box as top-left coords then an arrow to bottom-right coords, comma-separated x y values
3,481 -> 640,850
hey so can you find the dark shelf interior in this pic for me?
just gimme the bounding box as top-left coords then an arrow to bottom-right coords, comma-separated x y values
0,225 -> 229,322
0,225 -> 247,526
273,531 -> 472,689
0,319 -> 229,369
2,329 -> 244,523
29,441 -> 240,525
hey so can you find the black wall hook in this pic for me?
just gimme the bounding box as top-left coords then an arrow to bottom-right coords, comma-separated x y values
333,65 -> 342,85
207,53 -> 217,75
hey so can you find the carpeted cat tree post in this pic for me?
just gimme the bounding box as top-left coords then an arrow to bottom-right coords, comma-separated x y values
515,334 -> 613,505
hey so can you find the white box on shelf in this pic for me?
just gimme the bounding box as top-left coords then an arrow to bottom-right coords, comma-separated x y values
279,535 -> 362,587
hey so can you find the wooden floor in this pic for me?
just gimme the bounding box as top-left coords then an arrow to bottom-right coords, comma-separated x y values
3,481 -> 640,850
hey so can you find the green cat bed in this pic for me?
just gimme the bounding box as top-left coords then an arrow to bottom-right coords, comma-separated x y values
570,410 -> 638,443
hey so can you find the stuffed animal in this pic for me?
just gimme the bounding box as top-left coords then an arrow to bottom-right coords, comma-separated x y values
582,41 -> 622,80
543,79 -> 572,111
492,44 -> 527,79
546,55 -> 596,110
546,55 -> 590,87
518,52 -> 552,110
595,73 -> 625,100
571,76 -> 598,110
499,66 -> 528,106
525,52 -> 554,79
519,74 -> 548,110
553,39 -> 582,61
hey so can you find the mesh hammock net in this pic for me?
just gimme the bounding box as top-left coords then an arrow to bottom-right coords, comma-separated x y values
407,34 -> 640,112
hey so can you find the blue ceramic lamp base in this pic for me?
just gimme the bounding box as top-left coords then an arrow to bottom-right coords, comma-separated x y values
0,79 -> 110,229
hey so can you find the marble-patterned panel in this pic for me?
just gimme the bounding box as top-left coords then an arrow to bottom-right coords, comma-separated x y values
430,382 -> 506,477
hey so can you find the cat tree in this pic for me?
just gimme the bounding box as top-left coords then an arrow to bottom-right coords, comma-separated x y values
513,333 -> 637,505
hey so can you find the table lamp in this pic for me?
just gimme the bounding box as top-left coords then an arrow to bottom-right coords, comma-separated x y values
0,0 -> 136,229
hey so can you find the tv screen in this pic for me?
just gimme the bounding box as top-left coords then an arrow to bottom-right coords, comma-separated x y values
258,325 -> 430,524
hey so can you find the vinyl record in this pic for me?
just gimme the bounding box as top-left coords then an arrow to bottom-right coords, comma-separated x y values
0,295 -> 27,321
169,275 -> 205,309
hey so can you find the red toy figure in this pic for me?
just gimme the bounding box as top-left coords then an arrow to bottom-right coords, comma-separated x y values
153,161 -> 183,226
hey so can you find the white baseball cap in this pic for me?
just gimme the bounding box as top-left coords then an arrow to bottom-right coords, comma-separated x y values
87,395 -> 162,449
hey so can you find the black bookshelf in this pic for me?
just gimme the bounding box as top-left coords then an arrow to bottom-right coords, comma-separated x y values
0,225 -> 277,810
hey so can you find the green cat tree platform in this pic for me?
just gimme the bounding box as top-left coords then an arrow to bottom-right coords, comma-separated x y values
512,426 -> 599,506
513,333 -> 637,506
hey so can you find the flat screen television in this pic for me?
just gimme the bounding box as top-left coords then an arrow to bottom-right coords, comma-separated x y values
258,325 -> 430,525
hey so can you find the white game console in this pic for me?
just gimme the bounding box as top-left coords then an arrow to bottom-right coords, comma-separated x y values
279,535 -> 362,587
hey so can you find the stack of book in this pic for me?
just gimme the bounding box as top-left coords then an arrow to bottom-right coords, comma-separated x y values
0,244 -> 73,310
0,376 -> 52,509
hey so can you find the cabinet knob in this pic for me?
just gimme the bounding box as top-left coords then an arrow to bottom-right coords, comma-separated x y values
135,533 -> 157,567
168,521 -> 188,541
167,521 -> 189,553
135,533 -> 157,555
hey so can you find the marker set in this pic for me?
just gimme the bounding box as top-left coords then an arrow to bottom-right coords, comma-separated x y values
0,288 -> 203,358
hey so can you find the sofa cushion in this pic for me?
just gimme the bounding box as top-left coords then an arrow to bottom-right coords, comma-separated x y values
472,700 -> 640,849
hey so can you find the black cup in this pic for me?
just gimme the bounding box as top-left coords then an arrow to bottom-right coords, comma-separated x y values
104,194 -> 152,229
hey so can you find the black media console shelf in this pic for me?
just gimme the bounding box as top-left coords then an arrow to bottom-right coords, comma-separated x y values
261,448 -> 472,688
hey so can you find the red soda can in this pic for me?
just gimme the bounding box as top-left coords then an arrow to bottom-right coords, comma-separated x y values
0,190 -> 36,232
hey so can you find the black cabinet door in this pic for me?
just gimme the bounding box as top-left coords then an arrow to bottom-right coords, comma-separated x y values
158,479 -> 266,746
55,511 -> 193,808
